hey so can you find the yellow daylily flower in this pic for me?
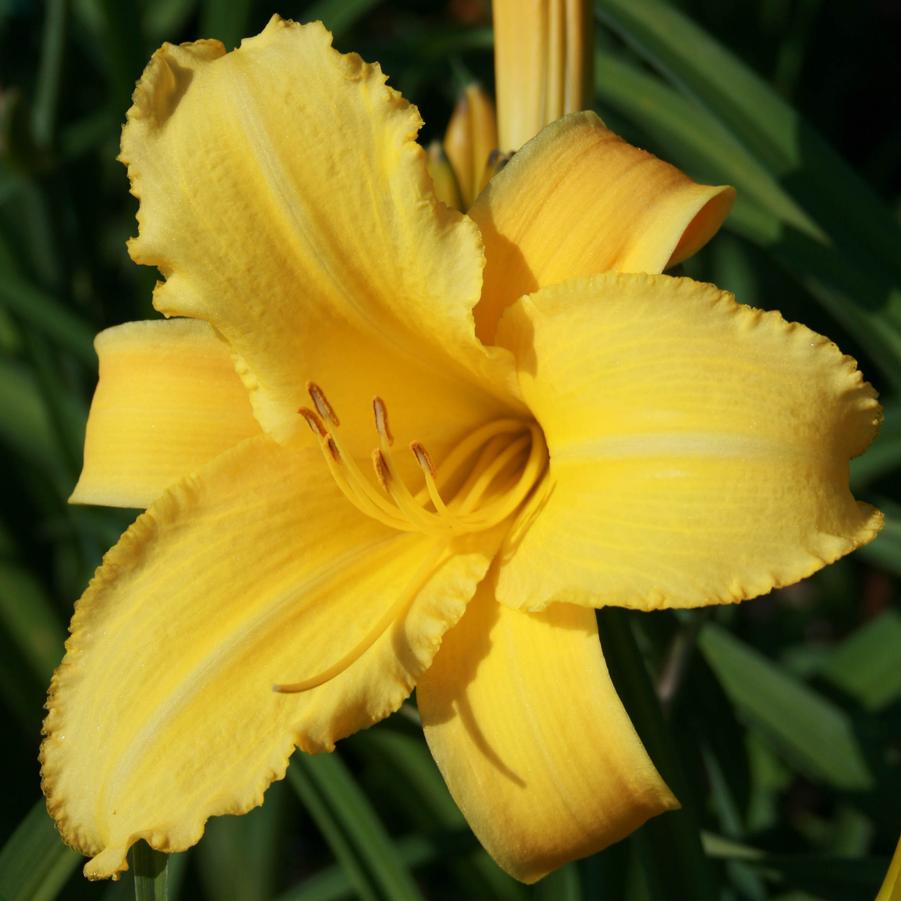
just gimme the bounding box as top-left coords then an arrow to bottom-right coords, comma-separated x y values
41,16 -> 882,885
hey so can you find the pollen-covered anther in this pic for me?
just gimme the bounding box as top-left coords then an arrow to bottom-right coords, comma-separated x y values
372,396 -> 393,446
307,381 -> 339,426
372,449 -> 390,491
410,441 -> 435,476
298,407 -> 327,437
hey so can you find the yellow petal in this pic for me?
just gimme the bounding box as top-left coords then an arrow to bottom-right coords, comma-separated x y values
443,83 -> 498,209
71,319 -> 259,509
418,583 -> 677,883
494,272 -> 882,611
42,437 -> 496,879
121,17 -> 517,454
471,112 -> 735,342
492,0 -> 594,151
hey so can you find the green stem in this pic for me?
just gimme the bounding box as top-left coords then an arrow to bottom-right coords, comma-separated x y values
597,607 -> 717,901
131,840 -> 168,901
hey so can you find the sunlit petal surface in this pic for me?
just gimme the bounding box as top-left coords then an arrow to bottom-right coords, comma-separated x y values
43,438 -> 497,878
471,112 -> 734,342
121,16 -> 518,454
494,272 -> 882,611
71,319 -> 260,509
419,581 -> 677,883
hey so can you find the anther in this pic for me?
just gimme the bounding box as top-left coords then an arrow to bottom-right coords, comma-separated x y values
372,449 -> 390,491
372,397 -> 393,446
410,442 -> 435,476
307,382 -> 340,427
298,407 -> 327,436
325,437 -> 341,462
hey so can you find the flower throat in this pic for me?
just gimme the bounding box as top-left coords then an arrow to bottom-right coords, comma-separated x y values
298,382 -> 546,538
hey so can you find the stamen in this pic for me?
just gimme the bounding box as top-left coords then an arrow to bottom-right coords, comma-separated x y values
372,449 -> 390,491
411,442 -> 450,515
377,444 -> 451,535
298,407 -> 327,437
410,441 -> 434,476
297,387 -> 547,539
455,435 -> 530,514
464,423 -> 547,525
373,397 -> 393,446
427,419 -> 524,493
281,389 -> 549,697
307,381 -> 340,426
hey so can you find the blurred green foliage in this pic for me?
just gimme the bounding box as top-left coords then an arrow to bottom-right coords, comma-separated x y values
0,1 -> 898,899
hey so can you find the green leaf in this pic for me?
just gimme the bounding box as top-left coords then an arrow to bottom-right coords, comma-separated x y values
0,269 -> 95,366
0,559 -> 64,685
131,841 -> 167,901
820,610 -> 901,711
196,781 -> 286,901
356,728 -> 525,901
0,799 -> 80,901
698,624 -> 872,790
597,608 -> 718,901
702,834 -> 887,900
32,0 -> 68,149
289,753 -> 424,901
0,359 -> 65,477
94,0 -> 148,113
288,760 -> 377,901
143,0 -> 198,42
534,863 -> 581,900
277,832 -> 457,901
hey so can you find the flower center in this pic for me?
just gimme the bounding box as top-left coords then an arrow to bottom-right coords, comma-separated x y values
273,383 -> 547,695
298,382 -> 547,538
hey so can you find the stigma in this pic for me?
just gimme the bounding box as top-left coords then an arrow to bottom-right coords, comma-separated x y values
298,382 -> 546,539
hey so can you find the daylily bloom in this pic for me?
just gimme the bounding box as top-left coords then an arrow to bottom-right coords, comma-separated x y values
40,16 -> 882,885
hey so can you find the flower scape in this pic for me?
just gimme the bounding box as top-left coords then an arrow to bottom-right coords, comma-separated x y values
40,15 -> 882,885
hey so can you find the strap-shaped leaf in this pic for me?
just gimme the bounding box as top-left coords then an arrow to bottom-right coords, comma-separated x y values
289,753 -> 424,901
699,624 -> 873,790
821,610 -> 901,712
0,800 -> 79,901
